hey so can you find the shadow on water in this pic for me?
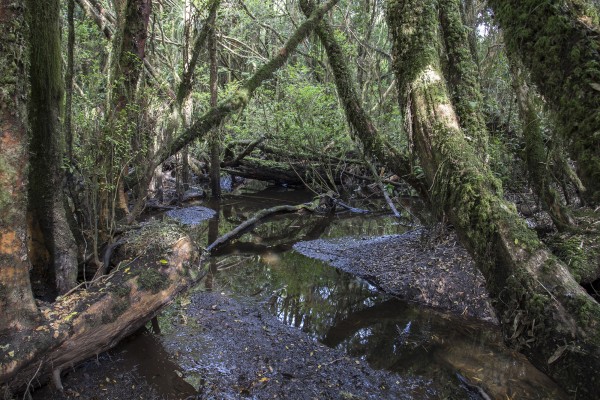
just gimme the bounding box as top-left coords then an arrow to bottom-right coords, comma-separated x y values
141,186 -> 567,399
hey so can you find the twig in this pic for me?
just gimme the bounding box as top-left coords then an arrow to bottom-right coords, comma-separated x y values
23,360 -> 44,400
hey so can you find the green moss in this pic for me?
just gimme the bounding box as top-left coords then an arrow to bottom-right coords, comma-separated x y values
546,233 -> 599,283
137,267 -> 168,293
111,284 -> 131,298
111,300 -> 129,318
488,0 -> 600,203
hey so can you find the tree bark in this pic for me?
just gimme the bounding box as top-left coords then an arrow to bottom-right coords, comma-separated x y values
507,52 -> 574,231
27,0 -> 79,294
488,0 -> 600,204
438,0 -> 488,157
388,0 -> 600,395
209,10 -> 222,198
0,0 -> 39,333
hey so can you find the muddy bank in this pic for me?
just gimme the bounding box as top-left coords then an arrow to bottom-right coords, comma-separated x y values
31,291 -> 438,400
159,291 -> 437,399
294,228 -> 497,322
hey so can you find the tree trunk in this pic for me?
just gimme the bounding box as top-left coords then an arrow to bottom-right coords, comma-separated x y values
438,0 -> 488,157
0,0 -> 39,333
488,0 -> 600,204
507,52 -> 574,231
209,11 -> 222,198
299,0 -> 428,200
388,0 -> 600,395
27,0 -> 79,294
65,0 -> 75,162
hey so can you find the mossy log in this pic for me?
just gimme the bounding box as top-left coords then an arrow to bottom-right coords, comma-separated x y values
0,224 -> 201,395
388,0 -> 600,395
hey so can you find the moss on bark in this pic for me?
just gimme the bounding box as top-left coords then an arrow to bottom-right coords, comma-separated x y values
27,0 -> 78,294
507,52 -> 574,231
438,0 -> 488,157
488,0 -> 600,204
388,0 -> 600,394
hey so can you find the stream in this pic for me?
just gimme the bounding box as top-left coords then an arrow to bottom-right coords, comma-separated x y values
33,183 -> 569,399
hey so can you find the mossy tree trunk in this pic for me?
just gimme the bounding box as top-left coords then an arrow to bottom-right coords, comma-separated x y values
0,0 -> 39,334
488,0 -> 600,204
507,52 -> 575,231
100,0 -> 152,228
299,0 -> 428,200
27,0 -> 79,294
438,0 -> 487,158
388,0 -> 600,395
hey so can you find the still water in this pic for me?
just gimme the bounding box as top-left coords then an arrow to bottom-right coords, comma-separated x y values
163,185 -> 567,399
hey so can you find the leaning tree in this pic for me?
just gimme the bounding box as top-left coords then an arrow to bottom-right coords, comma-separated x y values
387,0 -> 600,395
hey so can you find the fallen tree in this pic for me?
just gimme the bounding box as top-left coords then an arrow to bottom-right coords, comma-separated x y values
1,223 -> 201,394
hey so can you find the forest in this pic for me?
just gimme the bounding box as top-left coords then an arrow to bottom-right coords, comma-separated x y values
1,0 -> 600,398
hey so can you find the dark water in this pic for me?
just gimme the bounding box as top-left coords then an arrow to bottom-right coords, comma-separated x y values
146,185 -> 566,399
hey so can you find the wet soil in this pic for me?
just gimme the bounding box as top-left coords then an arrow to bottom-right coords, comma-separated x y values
160,291 -> 437,399
294,228 -> 497,323
31,291 -> 436,400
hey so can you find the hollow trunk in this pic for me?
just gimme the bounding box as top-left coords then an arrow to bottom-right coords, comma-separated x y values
488,0 -> 600,204
27,0 -> 78,294
388,0 -> 600,395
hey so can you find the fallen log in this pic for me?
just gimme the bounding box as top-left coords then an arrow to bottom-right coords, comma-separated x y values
223,157 -> 346,186
206,202 -> 319,253
1,223 -> 202,395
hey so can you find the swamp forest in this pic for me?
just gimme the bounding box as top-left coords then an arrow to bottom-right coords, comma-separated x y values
2,0 -> 600,398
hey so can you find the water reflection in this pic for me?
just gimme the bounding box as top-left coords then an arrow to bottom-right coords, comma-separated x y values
212,251 -> 567,399
170,186 -> 567,399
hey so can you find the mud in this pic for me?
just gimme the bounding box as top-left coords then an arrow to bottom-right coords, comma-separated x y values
31,290 -> 439,400
294,227 -> 497,323
159,291 -> 437,399
166,206 -> 217,225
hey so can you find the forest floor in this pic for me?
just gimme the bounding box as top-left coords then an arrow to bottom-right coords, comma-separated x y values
30,224 -> 494,399
30,291 -> 438,400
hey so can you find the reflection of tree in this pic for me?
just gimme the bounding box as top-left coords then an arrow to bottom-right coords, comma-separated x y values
205,200 -> 221,291
212,215 -> 333,256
